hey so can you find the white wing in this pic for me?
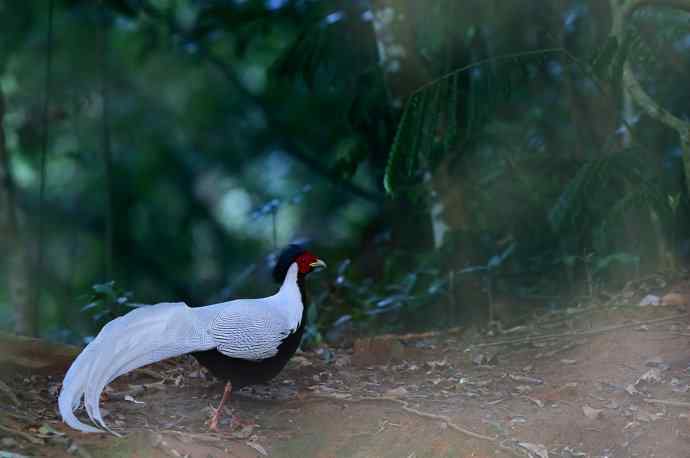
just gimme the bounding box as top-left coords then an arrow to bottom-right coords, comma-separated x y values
208,302 -> 296,361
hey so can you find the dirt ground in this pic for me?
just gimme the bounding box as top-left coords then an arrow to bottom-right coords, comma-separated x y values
1,296 -> 689,457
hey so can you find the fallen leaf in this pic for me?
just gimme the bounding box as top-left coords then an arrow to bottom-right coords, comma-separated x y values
38,423 -> 64,437
625,384 -> 639,396
230,424 -> 255,439
0,451 -> 31,458
518,442 -> 549,458
1,438 -> 17,448
124,395 -> 145,404
290,356 -> 313,368
510,416 -> 528,426
645,356 -> 664,367
671,378 -> 689,393
635,409 -> 656,422
661,293 -> 688,307
637,368 -> 662,384
333,355 -> 350,368
509,374 -> 544,385
527,397 -> 544,408
639,295 -> 660,307
0,380 -> 20,407
246,440 -> 268,456
560,446 -> 587,457
604,400 -> 619,409
385,386 -> 409,397
425,359 -> 448,369
472,353 -> 487,365
514,385 -> 533,394
582,405 -> 603,420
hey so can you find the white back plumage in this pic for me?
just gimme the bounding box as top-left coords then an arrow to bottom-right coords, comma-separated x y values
58,263 -> 303,434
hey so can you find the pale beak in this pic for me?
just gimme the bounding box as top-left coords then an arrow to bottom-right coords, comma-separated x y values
309,259 -> 327,270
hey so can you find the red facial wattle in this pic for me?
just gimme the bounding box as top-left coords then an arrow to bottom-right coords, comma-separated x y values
296,252 -> 319,273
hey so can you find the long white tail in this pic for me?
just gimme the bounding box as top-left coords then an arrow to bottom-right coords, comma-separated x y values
58,302 -> 216,434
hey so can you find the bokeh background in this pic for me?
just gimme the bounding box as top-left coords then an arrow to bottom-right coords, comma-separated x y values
1,0 -> 689,345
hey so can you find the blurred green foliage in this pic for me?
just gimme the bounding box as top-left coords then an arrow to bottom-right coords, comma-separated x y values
0,0 -> 689,343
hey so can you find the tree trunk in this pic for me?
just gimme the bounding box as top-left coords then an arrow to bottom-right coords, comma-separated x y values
0,84 -> 36,336
610,0 -> 690,197
609,0 -> 690,269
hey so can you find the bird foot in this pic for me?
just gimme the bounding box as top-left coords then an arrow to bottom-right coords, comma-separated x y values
207,418 -> 220,432
207,406 -> 254,432
207,406 -> 224,432
229,413 -> 255,430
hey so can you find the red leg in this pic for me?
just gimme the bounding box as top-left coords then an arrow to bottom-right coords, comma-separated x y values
208,381 -> 232,432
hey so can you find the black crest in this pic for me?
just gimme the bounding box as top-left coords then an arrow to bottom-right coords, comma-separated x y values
272,244 -> 307,283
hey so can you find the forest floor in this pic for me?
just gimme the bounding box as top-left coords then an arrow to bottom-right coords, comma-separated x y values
2,281 -> 690,458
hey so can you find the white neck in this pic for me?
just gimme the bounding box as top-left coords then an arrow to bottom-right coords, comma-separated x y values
276,263 -> 303,330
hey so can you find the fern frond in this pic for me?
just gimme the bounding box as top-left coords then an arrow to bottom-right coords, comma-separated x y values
384,96 -> 415,195
384,48 -> 567,196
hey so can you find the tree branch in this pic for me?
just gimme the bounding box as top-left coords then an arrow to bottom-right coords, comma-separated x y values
138,2 -> 382,204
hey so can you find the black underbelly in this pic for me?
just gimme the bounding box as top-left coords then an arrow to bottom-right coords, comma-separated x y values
191,349 -> 292,388
191,325 -> 304,389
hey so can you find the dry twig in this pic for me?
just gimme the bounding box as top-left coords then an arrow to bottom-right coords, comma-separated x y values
307,394 -> 495,442
0,380 -> 20,406
644,398 -> 690,409
0,424 -> 44,445
470,314 -> 688,349
133,368 -> 166,380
